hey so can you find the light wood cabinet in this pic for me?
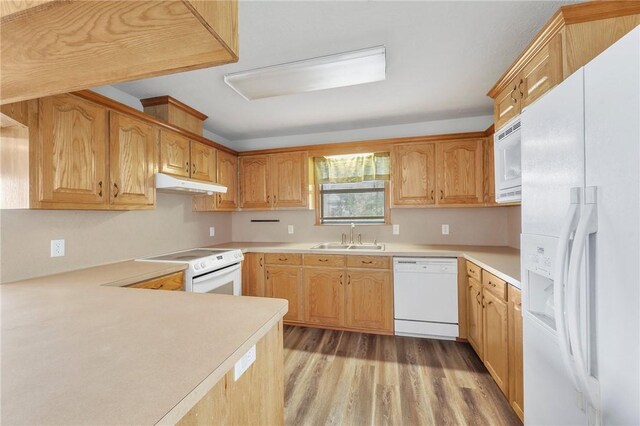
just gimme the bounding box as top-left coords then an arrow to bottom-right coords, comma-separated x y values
467,277 -> 484,359
436,139 -> 484,205
494,81 -> 521,131
242,253 -> 265,297
391,142 -> 436,206
190,141 -> 216,183
519,33 -> 563,111
482,288 -> 509,396
508,285 -> 524,422
127,271 -> 184,291
39,94 -> 108,205
345,270 -> 393,333
239,152 -> 308,210
266,265 -> 304,323
159,129 -> 191,179
215,150 -> 239,210
109,112 -> 156,206
304,268 -> 344,326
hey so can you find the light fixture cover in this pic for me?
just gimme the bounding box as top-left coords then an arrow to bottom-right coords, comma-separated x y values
224,46 -> 386,100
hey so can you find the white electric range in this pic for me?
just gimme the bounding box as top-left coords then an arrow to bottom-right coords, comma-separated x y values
136,248 -> 244,294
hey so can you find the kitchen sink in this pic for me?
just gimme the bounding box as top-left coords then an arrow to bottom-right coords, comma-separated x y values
310,243 -> 385,251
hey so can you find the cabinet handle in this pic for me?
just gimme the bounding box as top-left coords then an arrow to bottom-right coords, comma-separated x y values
274,194 -> 277,206
150,283 -> 163,290
488,280 -> 496,287
113,183 -> 119,198
266,271 -> 270,280
510,85 -> 518,104
267,195 -> 270,204
361,260 -> 373,264
476,292 -> 481,304
347,274 -> 351,285
430,190 -> 434,200
218,194 -> 222,204
318,258 -> 329,262
259,257 -> 263,267
98,181 -> 103,197
518,78 -> 524,97
340,274 -> 343,285
278,257 -> 288,261
487,300 -> 493,306
440,190 -> 444,200
192,163 -> 197,174
185,161 -> 189,173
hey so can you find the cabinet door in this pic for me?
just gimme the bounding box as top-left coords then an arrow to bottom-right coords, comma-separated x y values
391,143 -> 436,206
494,81 -> 520,131
159,129 -> 190,178
436,139 -> 484,204
467,277 -> 484,359
242,253 -> 265,297
483,289 -> 509,396
508,286 -> 524,421
109,112 -> 156,206
271,152 -> 308,208
39,94 -> 108,205
345,270 -> 393,333
520,32 -> 562,110
190,141 -> 216,182
304,268 -> 344,326
239,155 -> 271,209
216,150 -> 238,210
266,265 -> 303,323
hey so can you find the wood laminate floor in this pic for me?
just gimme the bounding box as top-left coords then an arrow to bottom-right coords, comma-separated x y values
283,326 -> 522,426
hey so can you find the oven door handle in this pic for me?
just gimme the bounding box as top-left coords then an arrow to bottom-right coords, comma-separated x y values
192,263 -> 241,284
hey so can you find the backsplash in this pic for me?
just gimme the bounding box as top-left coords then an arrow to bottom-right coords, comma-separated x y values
0,193 -> 232,283
232,207 -> 519,247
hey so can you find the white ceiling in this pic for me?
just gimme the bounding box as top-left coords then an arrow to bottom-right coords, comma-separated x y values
112,1 -> 573,143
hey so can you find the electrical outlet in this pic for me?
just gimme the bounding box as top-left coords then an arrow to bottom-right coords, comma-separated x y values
234,345 -> 256,381
51,239 -> 65,257
392,224 -> 400,235
442,224 -> 450,235
287,225 -> 294,234
209,227 -> 215,237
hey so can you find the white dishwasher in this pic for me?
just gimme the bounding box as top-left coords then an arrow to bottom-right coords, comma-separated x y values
393,257 -> 458,340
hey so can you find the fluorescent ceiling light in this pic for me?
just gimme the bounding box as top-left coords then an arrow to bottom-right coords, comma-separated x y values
224,46 -> 386,100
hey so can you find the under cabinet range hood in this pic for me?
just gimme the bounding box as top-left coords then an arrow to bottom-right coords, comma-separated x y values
155,173 -> 227,195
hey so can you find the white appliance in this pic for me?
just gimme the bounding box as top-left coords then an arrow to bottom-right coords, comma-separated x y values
494,116 -> 522,203
393,257 -> 458,340
520,27 -> 639,425
137,248 -> 244,294
155,173 -> 227,195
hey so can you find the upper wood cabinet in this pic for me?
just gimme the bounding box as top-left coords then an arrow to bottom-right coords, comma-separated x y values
38,94 -> 108,206
391,143 -> 436,206
239,152 -> 308,210
1,1 -> 238,104
216,150 -> 239,210
109,112 -> 156,206
242,253 -> 265,297
159,130 -> 191,179
190,141 -> 217,183
436,139 -> 484,205
488,3 -> 640,130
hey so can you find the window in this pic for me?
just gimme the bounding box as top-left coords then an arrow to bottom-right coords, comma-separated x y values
320,180 -> 386,224
314,153 -> 389,224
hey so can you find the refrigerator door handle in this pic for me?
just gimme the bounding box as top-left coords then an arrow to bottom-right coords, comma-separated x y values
566,187 -> 599,412
553,188 -> 581,391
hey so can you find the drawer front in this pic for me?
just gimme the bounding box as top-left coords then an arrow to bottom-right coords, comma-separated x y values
482,270 -> 507,300
304,254 -> 345,268
466,261 -> 482,281
129,271 -> 184,291
347,256 -> 391,270
264,253 -> 302,266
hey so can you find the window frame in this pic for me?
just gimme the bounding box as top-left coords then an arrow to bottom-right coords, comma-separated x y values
315,180 -> 390,226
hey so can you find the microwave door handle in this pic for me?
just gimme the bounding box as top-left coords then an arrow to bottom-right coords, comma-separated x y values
553,189 -> 581,391
192,263 -> 241,284
566,196 -> 599,411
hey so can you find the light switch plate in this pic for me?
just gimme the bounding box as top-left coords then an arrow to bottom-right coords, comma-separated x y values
288,225 -> 294,234
51,239 -> 65,257
234,345 -> 257,381
209,227 -> 215,237
442,224 -> 450,235
392,224 -> 400,235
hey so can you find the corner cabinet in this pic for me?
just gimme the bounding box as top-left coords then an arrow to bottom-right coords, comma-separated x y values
239,152 -> 309,210
192,149 -> 239,212
159,129 -> 217,183
391,138 -> 485,207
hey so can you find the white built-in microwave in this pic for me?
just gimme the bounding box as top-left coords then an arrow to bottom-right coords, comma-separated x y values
494,117 -> 522,203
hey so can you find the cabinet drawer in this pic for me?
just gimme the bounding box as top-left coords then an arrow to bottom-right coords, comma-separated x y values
482,270 -> 507,300
466,261 -> 482,281
128,271 -> 184,291
304,254 -> 345,268
347,256 -> 391,270
264,253 -> 302,266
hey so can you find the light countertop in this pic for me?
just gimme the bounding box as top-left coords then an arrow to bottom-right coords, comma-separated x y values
211,242 -> 521,287
1,260 -> 288,425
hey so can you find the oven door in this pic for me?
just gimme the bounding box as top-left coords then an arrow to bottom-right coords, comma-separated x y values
191,263 -> 242,295
495,129 -> 522,193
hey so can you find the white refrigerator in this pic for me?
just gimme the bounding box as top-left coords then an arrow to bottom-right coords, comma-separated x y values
520,26 -> 639,425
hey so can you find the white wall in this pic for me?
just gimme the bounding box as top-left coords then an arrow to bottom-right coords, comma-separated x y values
0,194 -> 232,283
506,205 -> 522,249
232,207 -> 511,246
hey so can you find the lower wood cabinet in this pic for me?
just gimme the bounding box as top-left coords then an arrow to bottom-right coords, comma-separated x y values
465,260 -> 523,421
304,268 -> 344,326
345,270 -> 393,332
242,253 -> 265,297
127,271 -> 184,291
265,264 -> 304,323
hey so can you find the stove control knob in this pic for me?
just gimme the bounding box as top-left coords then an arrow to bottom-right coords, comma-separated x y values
200,262 -> 206,269
194,264 -> 200,270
